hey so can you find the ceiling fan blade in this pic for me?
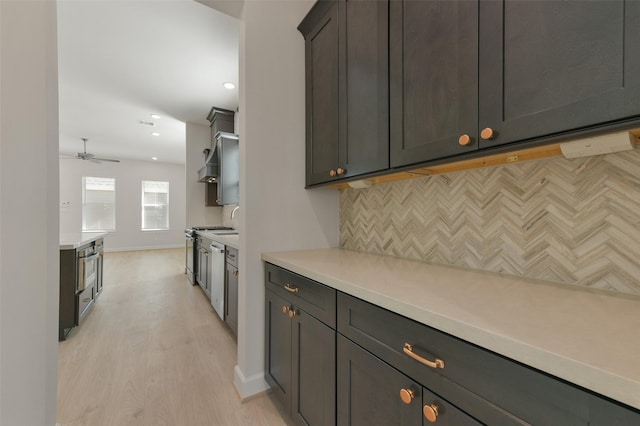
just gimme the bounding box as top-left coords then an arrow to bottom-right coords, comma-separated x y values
92,157 -> 120,163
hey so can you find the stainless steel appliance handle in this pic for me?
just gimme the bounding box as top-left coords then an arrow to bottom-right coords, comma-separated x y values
210,245 -> 225,254
80,252 -> 101,262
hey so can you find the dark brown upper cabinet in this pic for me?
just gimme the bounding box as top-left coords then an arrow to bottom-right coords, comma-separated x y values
478,0 -> 640,149
392,0 -> 640,168
299,0 -> 389,186
390,0 -> 479,168
302,0 -> 640,181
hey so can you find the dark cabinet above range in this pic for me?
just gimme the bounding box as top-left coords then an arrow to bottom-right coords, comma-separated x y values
299,0 -> 640,187
198,107 -> 239,205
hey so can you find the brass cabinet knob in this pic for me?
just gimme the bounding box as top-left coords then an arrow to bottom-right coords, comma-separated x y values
423,404 -> 439,423
329,170 -> 337,177
480,127 -> 495,140
336,167 -> 346,175
288,309 -> 297,319
458,134 -> 472,146
281,305 -> 290,315
399,388 -> 415,405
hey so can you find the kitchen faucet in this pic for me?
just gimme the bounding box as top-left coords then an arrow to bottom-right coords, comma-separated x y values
231,205 -> 240,219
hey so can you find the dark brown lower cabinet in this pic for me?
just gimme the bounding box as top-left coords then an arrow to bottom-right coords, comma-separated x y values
265,264 -> 640,425
265,289 -> 336,426
337,334 -> 480,426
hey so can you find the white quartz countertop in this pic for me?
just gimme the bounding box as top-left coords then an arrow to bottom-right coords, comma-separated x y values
60,233 -> 106,250
197,230 -> 239,249
261,248 -> 640,410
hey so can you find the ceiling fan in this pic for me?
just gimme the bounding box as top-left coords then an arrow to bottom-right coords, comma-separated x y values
63,138 -> 120,163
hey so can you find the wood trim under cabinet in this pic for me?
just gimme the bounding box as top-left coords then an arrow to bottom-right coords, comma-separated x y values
329,129 -> 640,189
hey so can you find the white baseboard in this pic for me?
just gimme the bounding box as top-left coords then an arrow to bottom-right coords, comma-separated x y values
233,365 -> 270,401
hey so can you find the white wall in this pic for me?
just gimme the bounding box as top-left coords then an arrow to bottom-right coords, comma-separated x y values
185,122 -> 224,226
0,0 -> 59,424
235,0 -> 340,398
60,158 -> 186,251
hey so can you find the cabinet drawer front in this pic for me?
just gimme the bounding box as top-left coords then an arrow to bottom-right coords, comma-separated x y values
265,263 -> 336,327
337,292 -> 591,425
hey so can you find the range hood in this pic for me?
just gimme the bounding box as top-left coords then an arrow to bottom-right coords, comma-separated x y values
198,147 -> 219,183
198,106 -> 235,183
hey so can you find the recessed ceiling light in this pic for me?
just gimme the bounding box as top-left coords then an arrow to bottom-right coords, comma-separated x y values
152,157 -> 158,161
150,114 -> 161,120
223,82 -> 236,90
151,132 -> 160,137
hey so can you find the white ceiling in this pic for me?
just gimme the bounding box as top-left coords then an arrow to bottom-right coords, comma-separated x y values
57,0 -> 240,165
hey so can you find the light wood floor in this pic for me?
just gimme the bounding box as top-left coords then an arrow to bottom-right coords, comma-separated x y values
57,248 -> 290,426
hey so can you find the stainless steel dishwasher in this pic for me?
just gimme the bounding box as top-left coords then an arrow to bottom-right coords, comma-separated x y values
209,241 -> 225,320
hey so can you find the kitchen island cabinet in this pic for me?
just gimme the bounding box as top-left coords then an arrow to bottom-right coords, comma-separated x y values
59,233 -> 105,340
262,249 -> 640,424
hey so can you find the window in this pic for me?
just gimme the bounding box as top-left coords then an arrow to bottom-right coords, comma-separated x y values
82,177 -> 116,231
142,180 -> 169,230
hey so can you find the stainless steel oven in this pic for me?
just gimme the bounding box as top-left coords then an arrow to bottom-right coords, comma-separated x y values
77,244 -> 99,293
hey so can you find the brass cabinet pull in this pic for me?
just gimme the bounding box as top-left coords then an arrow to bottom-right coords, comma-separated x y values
329,170 -> 337,177
458,134 -> 472,146
423,404 -> 440,423
399,388 -> 415,405
403,343 -> 444,369
288,308 -> 297,319
336,167 -> 346,175
480,127 -> 495,140
281,305 -> 290,315
233,270 -> 238,277
284,283 -> 299,293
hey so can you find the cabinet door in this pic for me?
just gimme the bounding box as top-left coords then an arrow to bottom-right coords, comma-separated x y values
390,0 -> 479,168
338,0 -> 389,178
291,308 -> 336,426
204,251 -> 210,296
196,248 -> 204,286
303,1 -> 341,186
217,135 -> 239,205
265,289 -> 293,412
225,264 -> 238,336
479,0 -> 640,148
421,387 -> 482,426
337,335 -> 422,426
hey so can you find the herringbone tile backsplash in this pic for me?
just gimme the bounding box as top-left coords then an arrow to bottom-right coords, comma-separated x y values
340,148 -> 640,295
